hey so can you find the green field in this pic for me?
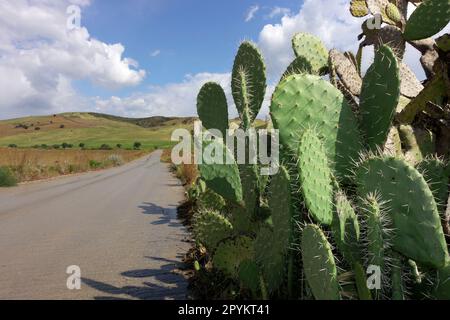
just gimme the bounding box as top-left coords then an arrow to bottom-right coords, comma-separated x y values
0,113 -> 195,150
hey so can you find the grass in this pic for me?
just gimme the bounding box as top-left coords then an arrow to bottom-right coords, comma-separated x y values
0,112 -> 195,150
0,148 -> 147,183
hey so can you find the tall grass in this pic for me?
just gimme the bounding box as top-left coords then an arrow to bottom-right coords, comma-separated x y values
0,166 -> 17,187
0,148 -> 146,183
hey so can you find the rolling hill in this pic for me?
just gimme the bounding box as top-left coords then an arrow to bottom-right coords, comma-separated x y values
0,113 -> 196,150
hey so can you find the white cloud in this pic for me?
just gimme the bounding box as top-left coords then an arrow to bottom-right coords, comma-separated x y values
266,7 -> 291,20
245,5 -> 260,22
93,73 -> 233,118
0,0 -> 145,118
150,49 -> 161,57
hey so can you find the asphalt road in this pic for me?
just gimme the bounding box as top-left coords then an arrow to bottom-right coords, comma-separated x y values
0,150 -> 190,300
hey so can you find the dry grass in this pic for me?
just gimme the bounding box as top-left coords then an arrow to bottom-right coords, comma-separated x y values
0,148 -> 147,182
160,148 -> 198,186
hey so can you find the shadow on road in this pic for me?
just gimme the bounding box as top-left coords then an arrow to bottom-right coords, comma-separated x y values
82,257 -> 187,300
138,202 -> 183,228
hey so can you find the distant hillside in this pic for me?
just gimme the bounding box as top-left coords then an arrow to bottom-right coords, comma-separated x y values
88,113 -> 196,128
0,112 -> 195,150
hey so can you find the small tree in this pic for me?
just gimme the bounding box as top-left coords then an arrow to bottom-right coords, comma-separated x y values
133,142 -> 142,150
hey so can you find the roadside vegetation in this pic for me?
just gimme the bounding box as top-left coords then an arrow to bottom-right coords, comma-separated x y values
0,148 -> 146,183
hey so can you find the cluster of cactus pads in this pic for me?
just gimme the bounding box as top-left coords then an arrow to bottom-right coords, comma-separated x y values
190,0 -> 450,300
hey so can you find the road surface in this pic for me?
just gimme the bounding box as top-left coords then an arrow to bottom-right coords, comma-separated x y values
0,150 -> 191,300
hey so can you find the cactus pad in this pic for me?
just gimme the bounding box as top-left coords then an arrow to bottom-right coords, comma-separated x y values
404,0 -> 450,41
302,224 -> 340,300
199,141 -> 243,203
197,82 -> 229,137
350,0 -> 369,17
331,191 -> 361,264
238,260 -> 261,297
193,210 -> 233,251
231,41 -> 267,124
417,157 -> 450,215
292,33 -> 329,75
281,56 -> 313,80
213,236 -> 254,278
355,156 -> 448,268
197,188 -> 226,212
360,45 -> 400,150
270,74 -> 362,180
329,49 -> 362,96
297,129 -> 333,226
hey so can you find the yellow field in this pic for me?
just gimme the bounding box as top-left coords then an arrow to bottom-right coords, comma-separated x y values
0,148 -> 147,182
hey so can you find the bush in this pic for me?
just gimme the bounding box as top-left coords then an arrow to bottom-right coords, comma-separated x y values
116,144 -> 122,149
79,143 -> 85,149
35,127 -> 41,131
133,142 -> 142,150
60,124 -> 65,129
99,144 -> 112,150
89,160 -> 102,169
8,144 -> 17,148
41,144 -> 48,149
0,167 -> 17,187
53,144 -> 61,149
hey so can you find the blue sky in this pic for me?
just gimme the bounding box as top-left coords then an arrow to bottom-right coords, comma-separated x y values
78,0 -> 301,98
0,0 -> 442,119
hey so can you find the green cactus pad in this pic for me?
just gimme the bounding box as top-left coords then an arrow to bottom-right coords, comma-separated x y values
397,74 -> 446,124
213,236 -> 254,278
355,156 -> 448,268
417,157 -> 450,215
281,56 -> 313,80
297,129 -> 333,226
329,49 -> 362,96
331,191 -> 360,264
384,126 -> 402,156
231,41 -> 267,124
193,210 -> 233,251
404,0 -> 450,41
391,252 -> 406,300
434,262 -> 450,299
398,125 -> 424,165
360,45 -> 400,151
302,224 -> 340,300
385,3 -> 402,25
197,188 -> 226,212
197,82 -> 229,137
270,166 -> 294,249
292,33 -> 329,75
199,141 -> 243,203
436,34 -> 450,52
350,0 -> 369,17
238,260 -> 261,297
255,225 -> 286,293
270,74 -> 362,180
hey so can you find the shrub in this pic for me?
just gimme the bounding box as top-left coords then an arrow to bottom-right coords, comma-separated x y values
60,124 -> 65,129
133,142 -> 142,150
99,144 -> 112,150
35,127 -> 41,131
79,143 -> 85,149
89,160 -> 102,169
41,144 -> 48,149
0,167 -> 17,187
116,144 -> 122,149
8,144 -> 17,148
53,144 -> 61,149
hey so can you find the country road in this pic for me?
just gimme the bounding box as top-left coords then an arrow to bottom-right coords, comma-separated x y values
0,150 -> 191,300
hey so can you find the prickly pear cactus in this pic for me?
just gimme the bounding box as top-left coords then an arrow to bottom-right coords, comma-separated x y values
197,82 -> 229,137
270,74 -> 362,180
193,210 -> 233,251
404,0 -> 450,41
359,45 -> 400,151
350,0 -> 369,17
199,140 -> 243,203
417,157 -> 450,215
292,33 -> 329,75
302,224 -> 340,300
360,193 -> 392,299
213,236 -> 254,278
231,41 -> 267,126
297,129 -> 333,226
281,56 -> 313,80
331,191 -> 361,264
329,49 -> 362,96
238,259 -> 262,297
255,167 -> 294,293
355,156 -> 449,268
